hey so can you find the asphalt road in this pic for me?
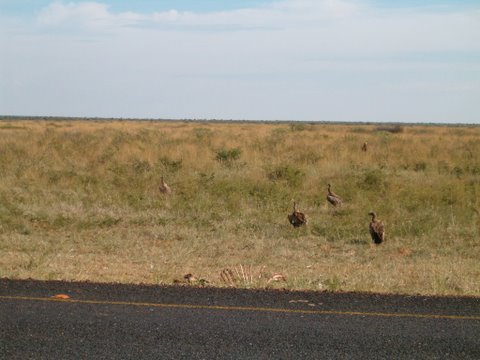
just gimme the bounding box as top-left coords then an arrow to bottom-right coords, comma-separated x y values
1,279 -> 479,359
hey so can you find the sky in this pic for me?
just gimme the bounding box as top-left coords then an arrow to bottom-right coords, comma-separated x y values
1,0 -> 479,123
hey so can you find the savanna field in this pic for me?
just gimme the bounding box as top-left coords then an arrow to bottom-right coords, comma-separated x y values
0,119 -> 479,296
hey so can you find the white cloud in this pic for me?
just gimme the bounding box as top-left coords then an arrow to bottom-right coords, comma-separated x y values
34,0 -> 359,31
147,0 -> 358,29
32,0 -> 480,54
37,1 -> 144,29
272,0 -> 358,17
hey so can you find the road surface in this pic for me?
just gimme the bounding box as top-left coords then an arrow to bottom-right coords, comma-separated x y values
1,279 -> 479,359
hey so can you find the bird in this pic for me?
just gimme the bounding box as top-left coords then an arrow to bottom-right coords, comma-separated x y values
159,176 -> 171,194
368,212 -> 385,244
361,142 -> 368,152
288,201 -> 307,227
326,183 -> 343,207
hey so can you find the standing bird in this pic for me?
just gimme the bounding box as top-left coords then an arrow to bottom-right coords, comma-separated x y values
361,142 -> 368,152
326,183 -> 343,207
159,176 -> 171,194
288,201 -> 307,227
368,212 -> 385,244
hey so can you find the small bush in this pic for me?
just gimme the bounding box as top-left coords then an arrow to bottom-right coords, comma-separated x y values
324,276 -> 343,291
193,127 -> 213,141
360,169 -> 385,190
158,157 -> 183,172
375,125 -> 403,133
451,166 -> 464,178
47,171 -> 62,184
467,166 -> 480,175
267,165 -> 305,187
290,123 -> 306,132
414,162 -> 427,172
350,127 -> 369,133
132,159 -> 151,174
440,185 -> 457,205
53,214 -> 74,228
437,161 -> 450,174
215,148 -> 242,162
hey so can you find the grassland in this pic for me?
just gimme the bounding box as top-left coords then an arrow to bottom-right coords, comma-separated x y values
0,119 -> 479,296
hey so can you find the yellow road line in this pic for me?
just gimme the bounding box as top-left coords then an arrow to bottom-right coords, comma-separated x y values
1,295 -> 479,321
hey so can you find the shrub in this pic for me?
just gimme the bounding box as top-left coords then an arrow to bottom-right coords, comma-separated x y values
324,276 -> 343,291
215,148 -> 242,162
359,169 -> 385,190
375,125 -> 403,133
132,159 -> 151,174
451,166 -> 464,178
158,157 -> 183,172
414,162 -> 427,172
267,165 -> 305,187
363,169 -> 382,187
290,123 -> 306,132
193,127 -> 213,141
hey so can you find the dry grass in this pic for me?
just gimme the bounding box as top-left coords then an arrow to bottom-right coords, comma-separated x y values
0,119 -> 479,296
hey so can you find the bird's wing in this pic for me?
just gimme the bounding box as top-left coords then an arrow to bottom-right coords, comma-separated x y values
296,211 -> 307,223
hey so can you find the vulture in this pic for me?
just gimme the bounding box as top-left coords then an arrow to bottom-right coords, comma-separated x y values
368,212 -> 385,244
361,142 -> 368,152
159,176 -> 171,194
288,201 -> 307,228
326,184 -> 343,207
